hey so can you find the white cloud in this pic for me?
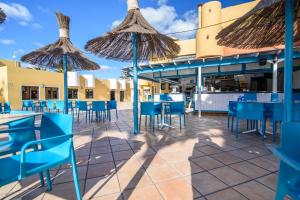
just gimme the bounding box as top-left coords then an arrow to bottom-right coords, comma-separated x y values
112,20 -> 121,28
32,42 -> 44,47
140,5 -> 198,39
32,23 -> 43,30
100,65 -> 118,71
0,39 -> 16,45
157,0 -> 168,6
0,3 -> 32,24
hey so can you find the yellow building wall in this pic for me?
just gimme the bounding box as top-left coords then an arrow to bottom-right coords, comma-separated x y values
94,79 -> 110,101
0,66 -> 8,104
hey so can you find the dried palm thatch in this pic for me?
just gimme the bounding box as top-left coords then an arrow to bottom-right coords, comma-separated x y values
0,8 -> 6,24
21,12 -> 100,71
85,1 -> 180,61
216,0 -> 300,49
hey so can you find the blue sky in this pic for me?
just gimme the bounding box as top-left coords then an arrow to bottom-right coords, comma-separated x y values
0,0 -> 252,79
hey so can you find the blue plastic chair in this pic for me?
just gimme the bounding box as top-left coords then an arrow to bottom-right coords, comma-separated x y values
166,101 -> 186,129
37,101 -> 47,112
0,116 -> 36,156
77,101 -> 90,122
139,102 -> 162,132
47,100 -> 55,112
55,101 -> 65,113
160,94 -> 169,101
3,102 -> 11,114
271,93 -> 280,102
0,102 -> 2,114
271,103 -> 284,142
107,100 -> 118,120
293,93 -> 300,102
271,122 -> 300,200
228,101 -> 237,131
244,93 -> 257,101
236,102 -> 266,141
292,103 -> 300,122
91,101 -> 106,122
22,100 -> 35,111
0,113 -> 82,200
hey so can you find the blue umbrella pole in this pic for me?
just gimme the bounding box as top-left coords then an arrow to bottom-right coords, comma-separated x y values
133,32 -> 139,134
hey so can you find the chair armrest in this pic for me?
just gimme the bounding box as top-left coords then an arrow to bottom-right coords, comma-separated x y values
0,127 -> 37,134
19,134 -> 72,177
272,148 -> 300,171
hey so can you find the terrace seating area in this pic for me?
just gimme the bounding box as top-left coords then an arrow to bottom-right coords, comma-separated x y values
0,102 -> 280,200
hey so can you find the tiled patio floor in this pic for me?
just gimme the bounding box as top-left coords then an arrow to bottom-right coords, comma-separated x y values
0,103 -> 280,200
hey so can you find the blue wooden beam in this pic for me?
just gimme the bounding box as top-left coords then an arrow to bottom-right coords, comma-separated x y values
132,33 -> 139,134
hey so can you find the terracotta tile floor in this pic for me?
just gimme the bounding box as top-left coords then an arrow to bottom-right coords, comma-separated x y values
0,104 -> 280,199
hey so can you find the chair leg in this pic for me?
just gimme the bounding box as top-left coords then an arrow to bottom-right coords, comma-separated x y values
247,120 -> 249,130
152,115 -> 155,132
184,113 -> 186,127
46,170 -> 52,191
39,172 -> 45,187
236,119 -> 239,139
91,111 -> 94,122
139,114 -> 142,133
179,114 -> 182,130
262,120 -> 266,143
272,121 -> 277,142
116,110 -> 118,120
77,110 -> 80,121
145,116 -> 147,128
70,147 -> 82,200
231,116 -> 234,132
227,116 -> 230,129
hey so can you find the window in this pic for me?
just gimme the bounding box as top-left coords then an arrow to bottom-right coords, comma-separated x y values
22,86 -> 39,100
85,89 -> 94,99
68,88 -> 78,99
45,87 -> 59,99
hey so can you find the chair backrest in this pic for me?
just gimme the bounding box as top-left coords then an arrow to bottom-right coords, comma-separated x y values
228,101 -> 237,115
75,101 -> 79,108
40,113 -> 73,150
92,101 -> 106,111
40,101 -> 47,107
293,93 -> 300,101
28,100 -> 35,107
169,101 -> 185,113
107,100 -> 117,110
160,94 -> 169,101
0,102 -> 2,113
47,100 -> 55,109
292,103 -> 300,122
272,103 -> 284,121
8,116 -> 36,146
22,100 -> 29,107
271,93 -> 279,102
140,102 -> 156,115
243,93 -> 257,101
78,101 -> 88,111
56,101 -> 65,111
280,122 -> 300,161
237,102 -> 264,120
4,102 -> 10,113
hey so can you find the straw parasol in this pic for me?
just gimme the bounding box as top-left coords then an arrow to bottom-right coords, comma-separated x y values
21,12 -> 100,114
85,0 -> 180,134
216,0 -> 300,49
0,8 -> 6,24
84,0 -> 180,61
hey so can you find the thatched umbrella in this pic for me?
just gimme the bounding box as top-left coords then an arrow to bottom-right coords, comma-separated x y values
0,8 -> 6,24
216,0 -> 298,122
85,0 -> 180,134
216,0 -> 300,49
21,12 -> 100,114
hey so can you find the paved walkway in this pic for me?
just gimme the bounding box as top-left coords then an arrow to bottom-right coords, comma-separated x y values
0,104 -> 279,200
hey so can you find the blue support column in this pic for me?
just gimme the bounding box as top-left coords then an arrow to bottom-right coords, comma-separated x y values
132,32 -> 139,134
284,0 -> 294,122
63,54 -> 68,114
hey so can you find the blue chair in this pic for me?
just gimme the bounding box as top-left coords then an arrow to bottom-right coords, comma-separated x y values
271,93 -> 280,102
236,102 -> 266,141
22,100 -> 35,111
77,101 -> 90,122
139,102 -> 162,132
107,100 -> 118,120
37,101 -> 47,112
0,116 -> 36,156
3,102 -> 11,114
0,113 -> 82,199
292,103 -> 300,122
68,101 -> 74,114
0,102 -> 2,114
271,122 -> 300,200
271,103 -> 284,142
47,100 -> 55,112
228,101 -> 237,131
293,93 -> 300,102
91,101 -> 106,122
166,101 -> 186,129
160,94 -> 169,101
55,101 -> 65,113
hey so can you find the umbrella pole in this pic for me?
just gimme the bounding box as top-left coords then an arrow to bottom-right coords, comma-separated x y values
284,0 -> 294,122
133,32 -> 139,134
63,54 -> 69,114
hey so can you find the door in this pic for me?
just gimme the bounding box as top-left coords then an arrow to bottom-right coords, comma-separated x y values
110,91 -> 116,101
120,91 -> 125,102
